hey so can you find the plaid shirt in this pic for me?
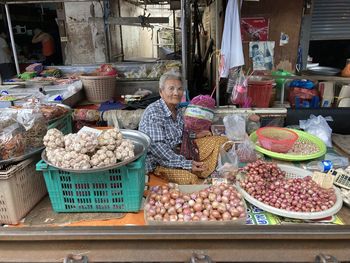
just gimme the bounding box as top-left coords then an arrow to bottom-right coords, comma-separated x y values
139,98 -> 192,173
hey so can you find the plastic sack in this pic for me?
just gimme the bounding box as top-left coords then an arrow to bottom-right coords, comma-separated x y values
217,141 -> 239,180
134,88 -> 152,98
299,115 -> 333,147
20,100 -> 69,121
0,108 -> 18,130
223,114 -> 246,141
305,153 -> 349,171
325,153 -> 349,168
230,69 -> 248,106
236,139 -> 257,163
62,80 -> 83,99
0,123 -> 26,160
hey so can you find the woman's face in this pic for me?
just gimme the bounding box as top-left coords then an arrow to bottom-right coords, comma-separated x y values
160,79 -> 184,107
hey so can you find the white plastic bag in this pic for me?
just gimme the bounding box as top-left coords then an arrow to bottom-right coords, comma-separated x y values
299,115 -> 333,147
217,141 -> 239,179
223,114 -> 246,141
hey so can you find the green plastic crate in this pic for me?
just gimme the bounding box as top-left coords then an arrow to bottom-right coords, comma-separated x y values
48,113 -> 72,135
36,155 -> 145,213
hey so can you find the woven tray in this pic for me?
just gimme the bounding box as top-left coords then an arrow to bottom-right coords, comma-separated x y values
332,134 -> 350,156
250,129 -> 327,161
236,164 -> 343,220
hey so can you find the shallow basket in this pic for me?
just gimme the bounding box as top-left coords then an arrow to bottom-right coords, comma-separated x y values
0,158 -> 47,224
145,185 -> 247,225
236,164 -> 343,220
80,75 -> 116,103
36,155 -> 146,213
250,129 -> 326,161
256,127 -> 298,153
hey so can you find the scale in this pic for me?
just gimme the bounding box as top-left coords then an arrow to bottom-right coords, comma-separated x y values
271,70 -> 293,108
328,169 -> 350,190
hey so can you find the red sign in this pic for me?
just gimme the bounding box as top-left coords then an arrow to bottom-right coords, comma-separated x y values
241,17 -> 269,42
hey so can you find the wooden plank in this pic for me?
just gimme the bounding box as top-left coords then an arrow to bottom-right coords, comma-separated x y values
0,232 -> 350,262
241,0 -> 304,71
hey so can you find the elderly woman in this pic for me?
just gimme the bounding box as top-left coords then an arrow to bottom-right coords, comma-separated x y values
139,70 -> 227,184
139,70 -> 206,173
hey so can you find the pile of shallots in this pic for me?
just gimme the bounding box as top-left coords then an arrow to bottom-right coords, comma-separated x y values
145,183 -> 246,223
240,160 -> 337,213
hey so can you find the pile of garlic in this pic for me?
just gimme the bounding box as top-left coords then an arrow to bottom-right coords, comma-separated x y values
43,128 -> 135,170
64,132 -> 98,154
43,128 -> 65,149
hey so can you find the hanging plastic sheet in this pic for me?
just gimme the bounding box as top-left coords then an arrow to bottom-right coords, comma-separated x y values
220,0 -> 245,78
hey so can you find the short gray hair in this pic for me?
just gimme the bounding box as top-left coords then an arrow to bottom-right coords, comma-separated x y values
159,70 -> 182,90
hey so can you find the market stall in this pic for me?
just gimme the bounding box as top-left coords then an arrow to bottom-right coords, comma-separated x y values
1,0 -> 350,263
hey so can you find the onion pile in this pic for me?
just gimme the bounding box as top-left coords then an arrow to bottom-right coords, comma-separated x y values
145,183 -> 246,223
240,160 -> 337,213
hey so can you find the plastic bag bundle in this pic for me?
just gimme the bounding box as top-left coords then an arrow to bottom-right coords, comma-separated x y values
230,69 -> 248,107
223,114 -> 246,141
236,139 -> 257,163
217,141 -> 239,180
299,115 -> 333,147
0,124 -> 26,160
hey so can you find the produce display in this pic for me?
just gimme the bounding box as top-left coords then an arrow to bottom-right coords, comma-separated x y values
145,183 -> 246,223
287,140 -> 319,155
0,124 -> 25,160
13,103 -> 69,121
0,109 -> 48,161
23,118 -> 47,148
240,160 -> 337,213
0,95 -> 19,101
43,128 -> 135,170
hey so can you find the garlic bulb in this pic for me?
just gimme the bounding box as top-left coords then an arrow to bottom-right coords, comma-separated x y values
43,128 -> 64,149
61,151 -> 91,169
64,132 -> 98,154
90,146 -> 117,168
46,148 -> 66,166
97,128 -> 123,150
115,139 -> 135,161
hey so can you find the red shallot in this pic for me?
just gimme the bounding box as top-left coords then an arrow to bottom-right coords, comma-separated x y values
240,160 -> 337,213
145,183 -> 246,223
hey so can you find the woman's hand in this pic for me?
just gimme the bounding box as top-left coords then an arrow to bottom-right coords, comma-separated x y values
195,130 -> 212,139
191,161 -> 207,172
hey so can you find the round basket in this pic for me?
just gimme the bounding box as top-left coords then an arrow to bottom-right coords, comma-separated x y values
250,129 -> 327,161
236,164 -> 343,220
256,127 -> 298,153
80,74 -> 116,103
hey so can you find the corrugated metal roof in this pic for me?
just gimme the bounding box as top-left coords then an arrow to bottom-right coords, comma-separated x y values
311,0 -> 350,40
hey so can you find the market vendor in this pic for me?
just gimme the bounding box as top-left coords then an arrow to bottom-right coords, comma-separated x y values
32,28 -> 56,65
139,70 -> 227,184
0,30 -> 15,80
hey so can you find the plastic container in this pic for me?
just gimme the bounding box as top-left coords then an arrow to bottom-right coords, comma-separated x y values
48,113 -> 72,135
247,79 -> 274,107
256,127 -> 298,153
36,155 -> 145,213
0,158 -> 47,224
80,74 -> 116,103
271,70 -> 293,89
